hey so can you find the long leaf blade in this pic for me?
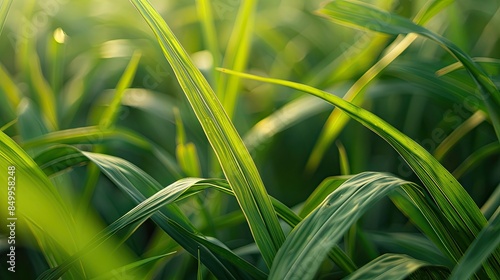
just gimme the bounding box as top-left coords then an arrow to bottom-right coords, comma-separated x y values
0,132 -> 135,277
269,172 -> 414,279
129,0 -> 285,267
35,145 -> 267,280
219,68 -> 500,278
306,0 -> 455,172
317,0 -> 500,140
450,208 -> 500,280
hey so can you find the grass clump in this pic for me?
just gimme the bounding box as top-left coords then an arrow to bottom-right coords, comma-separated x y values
0,0 -> 499,279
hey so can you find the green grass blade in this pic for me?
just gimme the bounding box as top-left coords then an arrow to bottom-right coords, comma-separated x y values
317,0 -> 500,140
336,141 -> 350,175
436,57 -> 500,77
26,47 -> 59,131
344,254 -> 439,280
369,232 -> 452,267
35,145 -> 266,280
129,0 -> 285,267
0,0 -> 12,35
99,51 -> 142,129
243,95 -> 331,152
1,118 -> 17,131
22,126 -> 182,178
91,252 -> 175,280
306,0 -> 455,172
387,62 -> 485,111
17,99 -> 49,142
37,174 -> 208,279
196,0 -> 220,85
36,144 -> 356,277
306,34 -> 417,172
0,63 -> 21,119
481,185 -> 500,220
299,176 -> 350,217
452,142 -> 500,179
216,0 -> 256,118
269,172 -> 414,280
269,197 -> 357,274
450,208 -> 500,280
219,68 -> 500,277
174,108 -> 202,177
47,28 -> 66,97
434,111 -> 486,161
390,186 -> 468,267
0,131 -> 135,278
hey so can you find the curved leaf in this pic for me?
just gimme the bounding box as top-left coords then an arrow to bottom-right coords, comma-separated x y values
243,95 -> 331,152
34,145 -> 266,280
452,142 -> 500,179
0,132 -> 135,278
269,172 -> 413,279
306,0 -> 455,172
450,208 -> 500,280
317,0 -> 500,140
218,68 -> 500,278
36,175 -> 218,279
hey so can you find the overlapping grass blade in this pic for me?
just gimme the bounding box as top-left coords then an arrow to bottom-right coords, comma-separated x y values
386,62 -> 484,111
269,172 -> 414,279
306,34 -> 417,172
344,254 -> 442,280
388,189 -> 449,258
219,68 -> 500,278
0,131 -> 135,278
299,176 -> 349,217
243,95 -> 331,151
317,0 -> 500,140
270,197 -> 357,274
17,99 -> 49,142
35,145 -> 266,280
306,0 -> 455,171
129,0 -> 285,267
450,208 -> 500,280
36,174 -> 213,279
36,144 -> 356,275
